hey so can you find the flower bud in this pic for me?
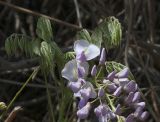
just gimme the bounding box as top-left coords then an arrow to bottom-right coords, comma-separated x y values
107,71 -> 116,81
114,104 -> 122,115
91,65 -> 97,76
115,67 -> 129,78
98,87 -> 105,97
99,48 -> 106,65
113,86 -> 122,97
140,111 -> 149,121
134,102 -> 145,109
126,114 -> 135,122
124,81 -> 138,93
107,83 -> 117,93
134,107 -> 143,119
78,98 -> 87,109
132,92 -> 141,103
125,92 -> 134,104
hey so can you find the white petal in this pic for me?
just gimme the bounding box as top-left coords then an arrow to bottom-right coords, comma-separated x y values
84,44 -> 100,60
61,59 -> 78,82
74,40 -> 89,55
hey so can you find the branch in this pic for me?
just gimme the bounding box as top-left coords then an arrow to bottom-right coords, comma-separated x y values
0,1 -> 82,30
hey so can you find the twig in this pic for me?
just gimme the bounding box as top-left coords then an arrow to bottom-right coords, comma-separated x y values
0,1 -> 82,30
0,78 -> 54,89
4,106 -> 22,122
73,0 -> 82,28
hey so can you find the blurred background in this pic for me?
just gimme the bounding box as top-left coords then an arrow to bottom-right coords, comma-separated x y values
0,0 -> 160,122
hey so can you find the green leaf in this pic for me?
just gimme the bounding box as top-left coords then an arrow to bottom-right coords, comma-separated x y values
91,28 -> 103,48
64,52 -> 75,61
76,29 -> 92,42
5,33 -> 35,57
36,17 -> 53,42
32,38 -> 41,56
96,17 -> 122,49
40,41 -> 54,73
105,61 -> 134,80
50,42 -> 65,70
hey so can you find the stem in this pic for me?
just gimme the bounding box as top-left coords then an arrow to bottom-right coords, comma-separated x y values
44,75 -> 55,122
0,67 -> 39,120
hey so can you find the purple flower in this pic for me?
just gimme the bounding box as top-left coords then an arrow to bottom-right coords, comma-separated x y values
91,65 -> 97,76
94,104 -> 110,116
77,102 -> 91,119
78,98 -> 87,109
68,81 -> 81,93
99,48 -> 106,65
74,40 -> 100,61
107,71 -> 116,81
79,82 -> 97,100
61,59 -> 89,82
115,67 -> 129,78
94,104 -> 115,121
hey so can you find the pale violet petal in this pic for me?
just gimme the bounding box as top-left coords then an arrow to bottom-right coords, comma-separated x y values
77,61 -> 89,77
61,59 -> 78,82
84,44 -> 100,60
74,40 -> 89,55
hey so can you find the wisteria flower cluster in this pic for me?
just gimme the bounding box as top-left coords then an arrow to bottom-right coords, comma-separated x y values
61,40 -> 148,122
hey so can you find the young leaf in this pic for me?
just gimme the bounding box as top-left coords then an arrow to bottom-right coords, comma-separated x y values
76,29 -> 92,42
40,41 -> 54,73
36,17 -> 53,42
5,33 -> 34,57
96,17 -> 122,49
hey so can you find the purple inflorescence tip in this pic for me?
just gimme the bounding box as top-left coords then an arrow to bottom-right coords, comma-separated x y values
115,67 -> 129,78
91,65 -> 97,76
99,48 -> 106,65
